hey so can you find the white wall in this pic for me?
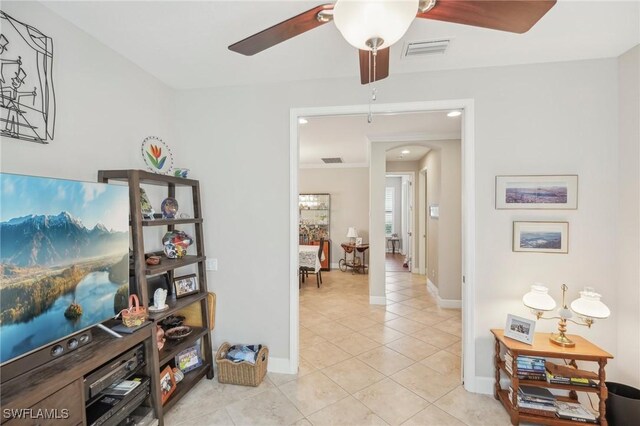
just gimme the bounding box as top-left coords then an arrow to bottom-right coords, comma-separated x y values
299,167 -> 369,265
0,2 -> 174,180
5,1 -> 636,388
174,57 -> 626,382
615,45 -> 640,387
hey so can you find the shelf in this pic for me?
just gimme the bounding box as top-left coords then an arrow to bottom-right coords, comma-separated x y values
498,361 -> 600,393
99,169 -> 200,187
144,255 -> 205,275
159,326 -> 209,366
148,293 -> 208,321
139,218 -> 203,227
497,390 -> 598,425
162,363 -> 211,412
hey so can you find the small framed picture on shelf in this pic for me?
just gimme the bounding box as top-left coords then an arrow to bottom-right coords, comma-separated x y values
355,237 -> 363,246
173,274 -> 199,298
159,365 -> 176,405
175,341 -> 203,373
504,314 -> 536,345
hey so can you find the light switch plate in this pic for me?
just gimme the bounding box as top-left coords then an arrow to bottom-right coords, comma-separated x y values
206,259 -> 218,271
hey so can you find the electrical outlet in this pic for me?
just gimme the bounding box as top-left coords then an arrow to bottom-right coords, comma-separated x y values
206,259 -> 218,271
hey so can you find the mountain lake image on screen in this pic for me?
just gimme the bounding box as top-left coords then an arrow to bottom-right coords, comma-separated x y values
0,173 -> 130,364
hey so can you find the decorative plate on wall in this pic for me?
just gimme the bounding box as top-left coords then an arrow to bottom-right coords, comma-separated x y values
141,136 -> 174,174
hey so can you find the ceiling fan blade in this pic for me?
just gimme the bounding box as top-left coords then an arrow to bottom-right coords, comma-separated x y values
229,4 -> 334,56
417,0 -> 556,33
359,48 -> 390,85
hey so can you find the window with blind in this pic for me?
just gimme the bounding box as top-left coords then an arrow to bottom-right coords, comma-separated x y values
385,187 -> 394,235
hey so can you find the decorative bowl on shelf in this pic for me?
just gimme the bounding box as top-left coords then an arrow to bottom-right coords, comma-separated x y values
165,325 -> 192,340
161,315 -> 185,329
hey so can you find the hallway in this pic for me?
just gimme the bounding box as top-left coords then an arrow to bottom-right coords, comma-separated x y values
166,270 -> 509,425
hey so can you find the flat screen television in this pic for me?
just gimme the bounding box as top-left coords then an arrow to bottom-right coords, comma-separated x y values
0,173 -> 130,366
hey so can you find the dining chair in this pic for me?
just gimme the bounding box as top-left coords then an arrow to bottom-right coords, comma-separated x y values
300,238 -> 324,288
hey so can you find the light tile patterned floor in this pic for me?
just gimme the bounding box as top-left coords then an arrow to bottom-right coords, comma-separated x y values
165,270 -> 510,425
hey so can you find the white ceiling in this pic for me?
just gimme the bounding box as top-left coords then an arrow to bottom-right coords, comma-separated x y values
299,111 -> 460,166
41,1 -> 640,90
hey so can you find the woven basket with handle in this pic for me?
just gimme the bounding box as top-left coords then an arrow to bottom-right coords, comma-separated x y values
215,342 -> 268,387
120,294 -> 148,327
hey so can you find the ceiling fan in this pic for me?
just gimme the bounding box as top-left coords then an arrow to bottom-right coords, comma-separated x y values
228,0 -> 557,85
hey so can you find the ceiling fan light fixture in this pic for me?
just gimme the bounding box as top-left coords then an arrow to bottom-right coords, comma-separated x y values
401,149 -> 411,154
334,0 -> 419,51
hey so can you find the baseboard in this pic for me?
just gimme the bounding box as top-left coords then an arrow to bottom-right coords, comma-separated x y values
268,356 -> 294,374
426,279 -> 462,308
474,376 -> 508,395
369,296 -> 387,305
438,297 -> 462,309
426,278 -> 438,296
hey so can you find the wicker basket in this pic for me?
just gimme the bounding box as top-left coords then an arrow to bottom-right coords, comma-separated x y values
120,294 -> 148,327
215,342 -> 268,387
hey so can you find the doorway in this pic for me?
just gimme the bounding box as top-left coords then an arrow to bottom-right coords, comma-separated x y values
384,172 -> 414,273
290,99 -> 477,391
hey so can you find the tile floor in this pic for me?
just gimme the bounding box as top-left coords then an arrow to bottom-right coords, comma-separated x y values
165,270 -> 511,425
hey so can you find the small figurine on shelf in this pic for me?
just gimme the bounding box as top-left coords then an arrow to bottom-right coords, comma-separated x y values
156,325 -> 166,351
140,188 -> 154,219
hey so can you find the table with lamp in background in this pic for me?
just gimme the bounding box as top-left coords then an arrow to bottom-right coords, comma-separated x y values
339,227 -> 369,273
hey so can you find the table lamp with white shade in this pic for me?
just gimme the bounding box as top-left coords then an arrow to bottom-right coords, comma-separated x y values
522,283 -> 610,348
346,227 -> 358,244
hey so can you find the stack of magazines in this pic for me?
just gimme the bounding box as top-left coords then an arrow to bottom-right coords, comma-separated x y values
555,401 -> 598,423
509,385 -> 556,418
545,361 -> 598,388
505,352 -> 546,381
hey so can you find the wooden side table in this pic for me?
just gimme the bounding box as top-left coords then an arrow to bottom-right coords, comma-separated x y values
491,329 -> 613,426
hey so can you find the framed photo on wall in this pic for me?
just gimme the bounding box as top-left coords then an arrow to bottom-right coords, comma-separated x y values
355,237 -> 363,246
513,221 -> 569,254
173,274 -> 199,298
496,175 -> 578,209
504,314 -> 536,345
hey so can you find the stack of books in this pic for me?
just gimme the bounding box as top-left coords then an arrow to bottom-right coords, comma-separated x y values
509,385 -> 557,418
505,352 -> 546,381
555,401 -> 598,423
545,361 -> 598,388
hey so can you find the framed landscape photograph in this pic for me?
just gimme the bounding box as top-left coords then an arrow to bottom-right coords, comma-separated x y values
505,314 -> 536,345
513,221 -> 569,254
496,175 -> 578,209
173,274 -> 198,298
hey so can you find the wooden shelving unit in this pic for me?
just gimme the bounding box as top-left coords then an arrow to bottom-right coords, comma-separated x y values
491,329 -> 613,426
99,169 -> 214,425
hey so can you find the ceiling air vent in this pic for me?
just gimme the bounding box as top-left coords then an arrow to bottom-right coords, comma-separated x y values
321,157 -> 343,164
403,39 -> 450,58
